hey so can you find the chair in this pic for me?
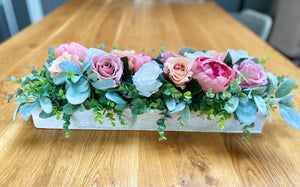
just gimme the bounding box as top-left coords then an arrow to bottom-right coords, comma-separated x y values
233,9 -> 273,41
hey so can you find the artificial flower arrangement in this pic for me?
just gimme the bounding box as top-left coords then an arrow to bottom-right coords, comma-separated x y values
6,42 -> 300,143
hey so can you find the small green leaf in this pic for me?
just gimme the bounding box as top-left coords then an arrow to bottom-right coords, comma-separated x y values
92,79 -> 116,90
48,47 -> 55,60
105,91 -> 127,104
275,78 -> 295,98
223,52 -> 232,66
279,105 -> 300,130
39,97 -> 52,114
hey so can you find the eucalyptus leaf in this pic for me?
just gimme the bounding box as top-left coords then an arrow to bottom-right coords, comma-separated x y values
88,73 -> 98,81
267,72 -> 277,95
279,105 -> 300,130
275,78 -> 295,98
224,96 -> 239,113
66,78 -> 90,105
178,47 -> 196,56
236,99 -> 257,125
59,61 -> 82,75
270,94 -> 296,103
39,97 -> 52,114
53,72 -> 68,85
14,96 -> 28,105
82,61 -> 92,75
39,110 -> 56,119
78,80 -> 89,93
170,101 -> 186,113
13,105 -> 20,120
238,93 -> 248,102
165,97 -> 176,111
92,79 -> 116,90
19,102 -> 40,121
181,105 -> 190,122
63,104 -> 80,115
244,86 -> 267,95
71,75 -> 81,83
253,95 -> 267,115
105,91 -> 127,104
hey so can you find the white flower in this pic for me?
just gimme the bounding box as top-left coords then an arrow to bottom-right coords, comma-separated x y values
84,48 -> 106,62
228,50 -> 249,63
133,61 -> 163,97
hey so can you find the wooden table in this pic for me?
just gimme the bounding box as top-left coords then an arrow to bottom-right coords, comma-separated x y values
1,0 -> 300,186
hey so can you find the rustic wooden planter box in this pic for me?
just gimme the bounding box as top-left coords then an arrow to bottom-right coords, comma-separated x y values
32,108 -> 265,133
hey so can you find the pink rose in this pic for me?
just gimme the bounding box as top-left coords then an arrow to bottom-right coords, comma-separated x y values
207,50 -> 227,62
164,57 -> 193,89
55,42 -> 87,61
48,52 -> 82,79
91,53 -> 123,86
111,50 -> 136,61
192,57 -> 235,93
129,54 -> 152,73
160,51 -> 180,63
233,60 -> 267,88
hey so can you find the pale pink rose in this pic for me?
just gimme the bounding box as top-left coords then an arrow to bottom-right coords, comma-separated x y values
129,54 -> 152,73
160,51 -> 180,63
55,42 -> 87,61
208,50 -> 227,61
48,52 -> 82,79
233,60 -> 267,88
192,57 -> 235,93
111,50 -> 136,61
91,53 -> 123,86
163,57 -> 193,89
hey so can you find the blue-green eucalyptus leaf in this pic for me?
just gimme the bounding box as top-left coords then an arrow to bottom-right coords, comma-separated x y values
59,61 -> 82,75
178,47 -> 197,56
165,97 -> 176,111
82,61 -> 92,75
13,105 -> 20,120
267,72 -> 277,95
275,78 -> 295,98
181,104 -> 190,122
270,94 -> 296,103
253,95 -> 267,115
19,102 -> 40,121
71,75 -> 81,83
105,91 -> 127,104
279,105 -> 300,130
63,104 -> 80,115
170,101 -> 186,113
78,80 -> 89,93
92,79 -> 116,90
39,110 -> 56,119
53,72 -> 68,85
224,96 -> 239,113
236,99 -> 257,125
39,97 -> 52,114
88,73 -> 98,81
66,78 -> 90,105
238,93 -> 248,102
244,86 -> 267,95
14,96 -> 28,105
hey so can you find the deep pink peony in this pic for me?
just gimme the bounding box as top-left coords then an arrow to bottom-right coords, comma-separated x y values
129,53 -> 152,73
233,60 -> 267,88
91,53 -> 123,86
192,57 -> 235,93
160,51 -> 180,63
55,42 -> 87,61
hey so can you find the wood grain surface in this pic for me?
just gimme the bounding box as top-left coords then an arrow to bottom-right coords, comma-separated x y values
1,0 -> 300,186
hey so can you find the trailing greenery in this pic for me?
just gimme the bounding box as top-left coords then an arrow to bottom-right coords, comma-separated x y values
6,46 -> 300,144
